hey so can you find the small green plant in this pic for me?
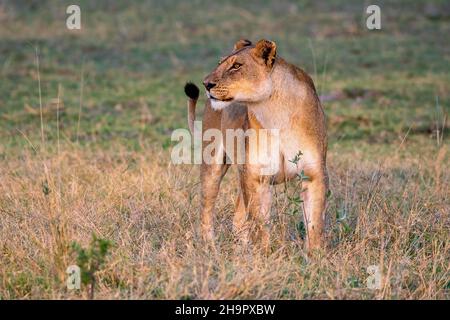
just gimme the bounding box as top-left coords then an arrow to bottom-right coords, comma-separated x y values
296,220 -> 307,239
289,151 -> 310,182
288,150 -> 310,240
71,234 -> 113,299
334,206 -> 352,241
289,150 -> 303,165
41,180 -> 50,196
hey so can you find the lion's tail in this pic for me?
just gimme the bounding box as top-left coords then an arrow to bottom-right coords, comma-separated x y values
184,82 -> 200,134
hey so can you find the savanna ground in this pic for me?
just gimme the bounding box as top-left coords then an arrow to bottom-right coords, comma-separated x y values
0,0 -> 449,299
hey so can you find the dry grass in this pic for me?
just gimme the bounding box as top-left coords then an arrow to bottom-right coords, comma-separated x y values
0,0 -> 448,300
0,140 -> 448,299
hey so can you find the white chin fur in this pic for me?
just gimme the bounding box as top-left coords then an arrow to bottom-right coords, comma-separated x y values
210,99 -> 233,111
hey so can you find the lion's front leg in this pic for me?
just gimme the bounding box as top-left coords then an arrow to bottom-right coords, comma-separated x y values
301,169 -> 328,251
200,163 -> 229,243
239,166 -> 272,252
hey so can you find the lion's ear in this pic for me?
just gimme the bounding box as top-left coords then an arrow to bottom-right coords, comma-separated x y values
252,39 -> 277,67
233,39 -> 252,51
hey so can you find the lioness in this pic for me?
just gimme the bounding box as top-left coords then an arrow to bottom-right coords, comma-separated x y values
184,39 -> 328,251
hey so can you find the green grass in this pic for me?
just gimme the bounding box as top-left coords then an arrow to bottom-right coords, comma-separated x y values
1,0 -> 448,152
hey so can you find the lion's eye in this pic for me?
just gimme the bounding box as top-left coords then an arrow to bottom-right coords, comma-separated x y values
231,63 -> 242,70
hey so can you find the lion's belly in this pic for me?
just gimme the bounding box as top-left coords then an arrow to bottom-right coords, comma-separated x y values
249,129 -> 315,184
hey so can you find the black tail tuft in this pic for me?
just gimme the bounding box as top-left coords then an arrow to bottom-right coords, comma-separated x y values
184,82 -> 200,100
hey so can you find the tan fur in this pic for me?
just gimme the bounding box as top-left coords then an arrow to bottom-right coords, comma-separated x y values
187,39 -> 328,252
187,97 -> 196,133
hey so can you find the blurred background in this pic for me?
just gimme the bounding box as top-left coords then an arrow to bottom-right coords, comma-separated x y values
0,0 -> 448,151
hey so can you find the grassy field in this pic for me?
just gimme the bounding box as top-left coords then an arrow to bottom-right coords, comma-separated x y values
0,0 -> 449,299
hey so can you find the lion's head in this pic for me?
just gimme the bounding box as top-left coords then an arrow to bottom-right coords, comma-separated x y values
203,39 -> 277,110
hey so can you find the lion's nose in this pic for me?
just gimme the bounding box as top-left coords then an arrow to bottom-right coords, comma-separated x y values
203,81 -> 216,91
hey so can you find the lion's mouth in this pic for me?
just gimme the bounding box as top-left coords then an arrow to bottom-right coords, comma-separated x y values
207,92 -> 233,102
